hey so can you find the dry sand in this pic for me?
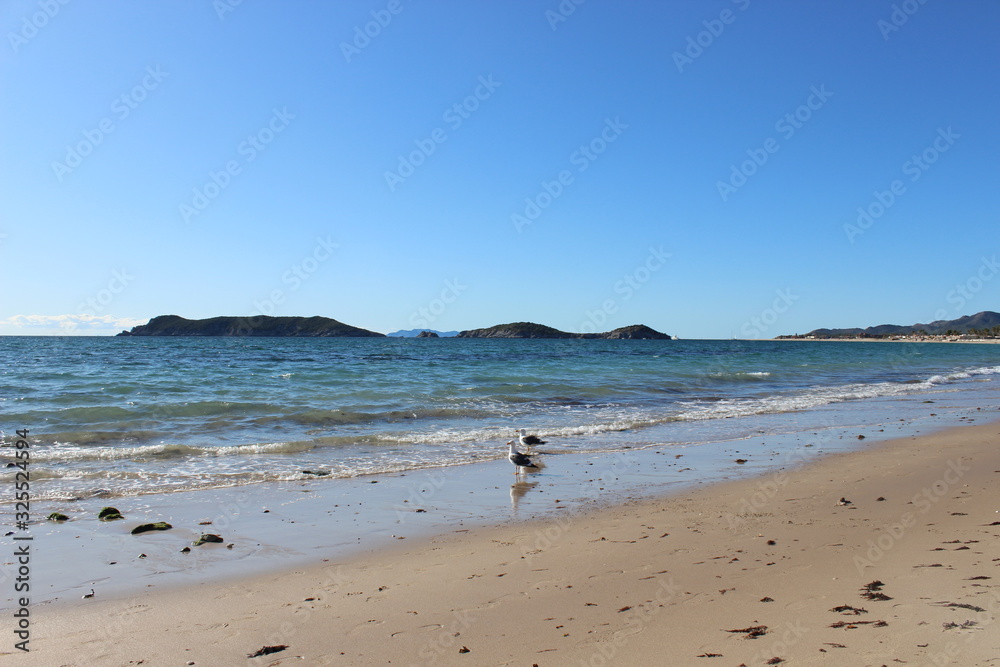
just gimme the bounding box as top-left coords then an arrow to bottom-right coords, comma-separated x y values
19,420 -> 1000,666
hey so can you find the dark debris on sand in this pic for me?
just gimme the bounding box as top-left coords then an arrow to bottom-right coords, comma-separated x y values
831,605 -> 867,615
860,580 -> 892,601
726,625 -> 768,639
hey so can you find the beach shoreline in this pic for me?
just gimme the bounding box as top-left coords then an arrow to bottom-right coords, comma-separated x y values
20,414 -> 1000,665
10,393 -> 990,610
766,337 -> 1000,344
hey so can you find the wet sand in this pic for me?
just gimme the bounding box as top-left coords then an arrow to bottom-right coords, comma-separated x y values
19,418 -> 1000,665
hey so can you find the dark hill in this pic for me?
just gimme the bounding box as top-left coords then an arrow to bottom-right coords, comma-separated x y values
602,324 -> 672,339
117,315 -> 385,337
456,322 -> 672,339
791,311 -> 1000,338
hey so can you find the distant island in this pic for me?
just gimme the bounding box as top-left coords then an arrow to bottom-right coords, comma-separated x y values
116,316 -> 672,340
387,329 -> 459,338
777,310 -> 1000,341
117,315 -> 385,337
456,322 -> 672,339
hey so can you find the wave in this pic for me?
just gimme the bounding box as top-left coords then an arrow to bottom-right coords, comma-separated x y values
281,406 -> 488,426
706,371 -> 773,380
28,440 -> 317,464
927,364 -> 1000,385
431,364 -> 1000,440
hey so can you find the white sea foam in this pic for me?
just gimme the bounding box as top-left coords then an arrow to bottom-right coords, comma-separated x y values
8,337 -> 1000,502
30,440 -> 316,463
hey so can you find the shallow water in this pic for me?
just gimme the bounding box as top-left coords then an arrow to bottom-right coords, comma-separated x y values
2,336 -> 998,501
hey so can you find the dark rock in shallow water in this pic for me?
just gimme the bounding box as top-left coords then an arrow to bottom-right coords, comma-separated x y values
131,521 -> 173,535
302,469 -> 331,476
193,533 -> 224,546
98,506 -> 124,521
48,512 -> 70,522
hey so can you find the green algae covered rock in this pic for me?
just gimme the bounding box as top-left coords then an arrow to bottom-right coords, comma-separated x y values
130,522 -> 172,535
98,507 -> 124,521
193,533 -> 224,546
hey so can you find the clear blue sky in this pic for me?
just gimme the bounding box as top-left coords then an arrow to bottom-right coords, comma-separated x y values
2,0 -> 998,338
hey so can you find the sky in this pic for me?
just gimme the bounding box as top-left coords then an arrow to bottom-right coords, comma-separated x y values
1,0 -> 998,339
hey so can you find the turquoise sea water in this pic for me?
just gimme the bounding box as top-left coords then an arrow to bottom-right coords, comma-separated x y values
1,336 -> 998,501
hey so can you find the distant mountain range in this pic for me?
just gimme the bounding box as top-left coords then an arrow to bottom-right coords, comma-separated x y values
456,322 -> 672,339
783,311 -> 1000,339
387,329 -> 459,338
117,315 -> 385,337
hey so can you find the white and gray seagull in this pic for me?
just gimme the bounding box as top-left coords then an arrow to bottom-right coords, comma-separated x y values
517,428 -> 546,449
507,440 -> 538,475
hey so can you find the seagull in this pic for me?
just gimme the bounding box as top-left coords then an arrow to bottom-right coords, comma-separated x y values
507,440 -> 538,475
518,428 -> 546,449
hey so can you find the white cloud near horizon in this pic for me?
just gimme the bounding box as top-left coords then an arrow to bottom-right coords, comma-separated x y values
2,314 -> 145,334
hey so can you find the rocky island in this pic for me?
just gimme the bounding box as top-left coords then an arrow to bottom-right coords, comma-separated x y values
117,315 -> 385,337
456,322 -> 672,339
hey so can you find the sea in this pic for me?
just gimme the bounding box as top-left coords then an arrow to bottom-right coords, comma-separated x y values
2,336 -> 999,504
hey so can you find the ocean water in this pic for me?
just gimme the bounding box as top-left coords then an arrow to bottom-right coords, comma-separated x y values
2,336 -> 998,502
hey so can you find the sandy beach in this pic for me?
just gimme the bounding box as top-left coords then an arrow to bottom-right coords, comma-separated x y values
768,337 -> 1000,344
13,417 -> 997,666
